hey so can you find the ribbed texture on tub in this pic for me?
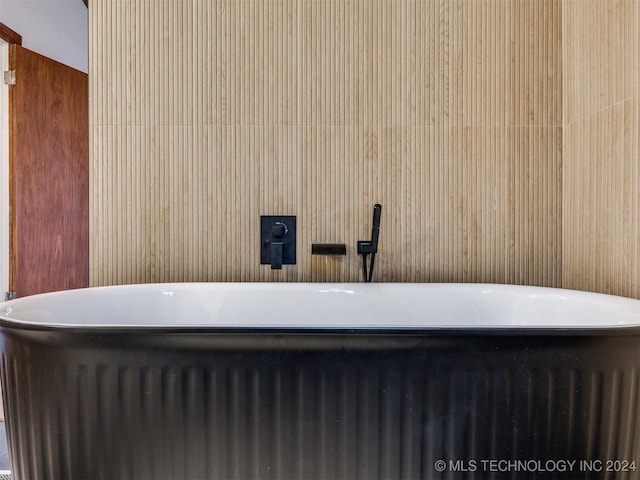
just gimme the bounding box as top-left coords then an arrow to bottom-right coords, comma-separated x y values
2,356 -> 640,480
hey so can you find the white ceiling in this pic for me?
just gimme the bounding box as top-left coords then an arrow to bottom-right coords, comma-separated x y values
0,0 -> 88,73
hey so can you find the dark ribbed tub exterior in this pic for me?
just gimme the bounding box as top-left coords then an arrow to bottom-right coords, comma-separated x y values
1,328 -> 639,480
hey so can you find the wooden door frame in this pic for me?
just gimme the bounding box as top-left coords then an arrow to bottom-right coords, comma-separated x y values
0,22 -> 21,300
0,23 -> 22,46
1,40 -> 8,300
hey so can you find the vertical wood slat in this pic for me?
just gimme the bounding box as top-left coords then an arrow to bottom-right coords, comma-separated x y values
89,0 -> 562,286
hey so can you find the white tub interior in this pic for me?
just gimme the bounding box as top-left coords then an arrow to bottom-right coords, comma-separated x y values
1,283 -> 640,329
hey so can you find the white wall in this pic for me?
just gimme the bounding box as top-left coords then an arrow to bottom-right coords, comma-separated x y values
0,0 -> 88,73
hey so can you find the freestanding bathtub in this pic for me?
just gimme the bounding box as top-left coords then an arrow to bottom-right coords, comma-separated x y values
0,283 -> 639,480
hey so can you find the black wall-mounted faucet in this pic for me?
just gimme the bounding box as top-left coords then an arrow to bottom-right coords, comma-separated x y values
260,216 -> 297,270
357,204 -> 382,282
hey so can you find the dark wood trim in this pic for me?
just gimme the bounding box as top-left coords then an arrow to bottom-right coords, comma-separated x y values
83,0 -> 88,7
0,22 -> 22,45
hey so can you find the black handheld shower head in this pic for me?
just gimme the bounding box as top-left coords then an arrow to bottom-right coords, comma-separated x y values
357,204 -> 383,282
370,204 -> 382,254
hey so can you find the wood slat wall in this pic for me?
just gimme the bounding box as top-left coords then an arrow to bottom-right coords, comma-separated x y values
89,0 -> 562,285
562,0 -> 640,297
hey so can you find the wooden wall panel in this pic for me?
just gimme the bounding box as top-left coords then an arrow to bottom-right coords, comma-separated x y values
10,45 -> 89,296
562,0 -> 640,298
89,0 -> 562,286
563,0 -> 640,124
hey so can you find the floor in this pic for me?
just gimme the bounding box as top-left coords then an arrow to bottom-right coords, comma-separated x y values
0,422 -> 9,472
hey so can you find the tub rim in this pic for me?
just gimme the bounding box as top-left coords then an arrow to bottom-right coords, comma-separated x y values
1,282 -> 640,334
